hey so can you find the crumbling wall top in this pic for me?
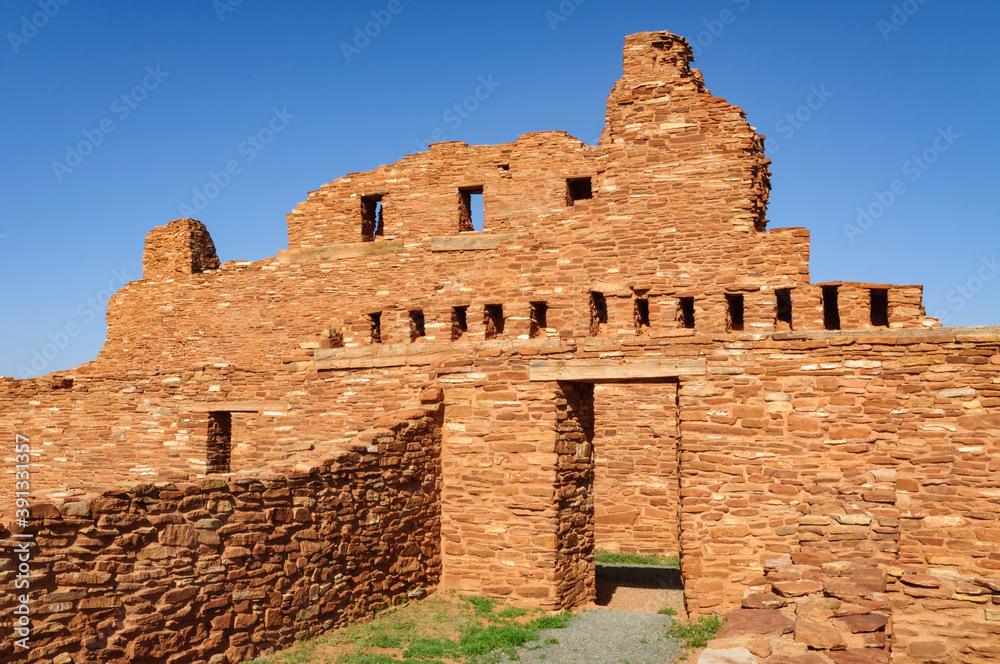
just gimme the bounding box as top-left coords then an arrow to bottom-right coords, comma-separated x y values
142,218 -> 220,281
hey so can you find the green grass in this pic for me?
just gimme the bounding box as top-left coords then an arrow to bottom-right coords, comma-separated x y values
657,607 -> 677,616
244,592 -> 574,664
665,614 -> 725,649
594,549 -> 679,567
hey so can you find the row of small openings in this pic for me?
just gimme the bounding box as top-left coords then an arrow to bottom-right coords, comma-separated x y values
588,288 -> 889,334
822,286 -> 890,330
363,303 -> 549,343
359,177 -> 593,241
361,288 -> 890,344
591,291 -> 698,334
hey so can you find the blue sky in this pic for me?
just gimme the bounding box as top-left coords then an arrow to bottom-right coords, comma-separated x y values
1,1 -> 997,378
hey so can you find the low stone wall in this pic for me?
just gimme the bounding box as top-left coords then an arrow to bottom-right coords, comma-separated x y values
0,402 -> 442,664
702,558 -> 1000,664
705,558 -> 893,663
885,567 -> 1000,663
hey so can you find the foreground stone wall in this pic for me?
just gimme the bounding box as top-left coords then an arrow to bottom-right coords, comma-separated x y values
0,402 -> 442,664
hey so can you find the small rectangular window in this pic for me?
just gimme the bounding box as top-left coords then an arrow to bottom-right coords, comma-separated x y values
409,310 -> 425,341
589,292 -> 607,336
566,177 -> 593,205
361,195 -> 384,242
368,312 -> 383,343
459,186 -> 484,232
870,289 -> 889,328
529,302 -> 548,339
776,288 -> 793,329
451,306 -> 468,341
207,411 -> 232,474
634,298 -> 650,333
822,286 -> 841,330
726,294 -> 744,332
484,304 -> 504,339
678,297 -> 695,329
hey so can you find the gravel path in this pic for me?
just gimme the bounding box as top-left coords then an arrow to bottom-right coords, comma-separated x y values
503,609 -> 684,664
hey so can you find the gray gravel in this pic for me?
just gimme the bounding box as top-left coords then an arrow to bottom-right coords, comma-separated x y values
502,609 -> 684,664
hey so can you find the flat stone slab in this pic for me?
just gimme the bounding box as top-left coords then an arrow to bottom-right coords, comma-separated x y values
719,609 -> 795,637
277,239 -> 404,263
431,233 -> 514,252
529,358 -> 707,381
698,647 -> 759,663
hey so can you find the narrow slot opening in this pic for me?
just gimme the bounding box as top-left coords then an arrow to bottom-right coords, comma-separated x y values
589,292 -> 607,336
776,288 -> 793,329
484,304 -> 504,340
409,310 -> 426,341
207,411 -> 232,474
459,186 -> 484,232
678,297 -> 695,329
361,194 -> 384,242
634,298 -> 650,333
368,312 -> 383,343
530,302 -> 548,339
451,306 -> 468,341
870,289 -> 889,328
725,294 -> 745,332
822,286 -> 841,330
567,177 -> 593,205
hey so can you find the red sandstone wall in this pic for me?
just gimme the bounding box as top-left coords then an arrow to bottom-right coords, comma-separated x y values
554,382 -> 596,608
593,382 -> 679,556
142,218 -> 220,280
0,404 -> 442,664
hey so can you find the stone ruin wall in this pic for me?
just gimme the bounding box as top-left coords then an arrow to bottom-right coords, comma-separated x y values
0,29 -> 998,664
0,399 -> 443,664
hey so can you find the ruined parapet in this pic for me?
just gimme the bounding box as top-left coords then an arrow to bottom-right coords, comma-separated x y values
142,218 -> 220,280
600,31 -> 771,232
600,31 -> 706,145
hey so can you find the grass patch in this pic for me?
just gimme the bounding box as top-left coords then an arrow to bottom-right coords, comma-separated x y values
657,606 -> 677,616
665,614 -> 724,649
244,591 -> 573,664
594,549 -> 679,567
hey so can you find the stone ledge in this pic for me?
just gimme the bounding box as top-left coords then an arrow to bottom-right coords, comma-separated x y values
277,239 -> 404,263
529,358 -> 706,381
186,401 -> 289,413
430,233 -> 514,252
313,338 -> 565,371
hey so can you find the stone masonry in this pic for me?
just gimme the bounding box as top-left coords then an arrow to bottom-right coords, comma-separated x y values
1,30 -> 998,664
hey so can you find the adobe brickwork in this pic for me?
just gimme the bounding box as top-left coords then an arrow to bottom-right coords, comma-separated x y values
1,30 -> 998,664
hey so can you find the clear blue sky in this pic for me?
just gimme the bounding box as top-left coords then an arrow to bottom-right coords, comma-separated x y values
1,1 -> 997,378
